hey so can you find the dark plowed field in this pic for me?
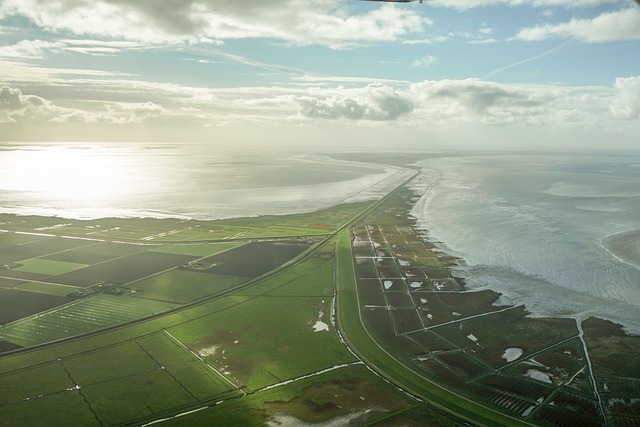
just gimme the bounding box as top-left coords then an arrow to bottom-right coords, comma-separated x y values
47,252 -> 198,286
0,289 -> 74,325
202,241 -> 311,278
0,277 -> 22,288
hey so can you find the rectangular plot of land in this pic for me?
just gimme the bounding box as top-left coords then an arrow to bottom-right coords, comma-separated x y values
81,241 -> 151,257
15,281 -> 78,297
0,237 -> 93,265
0,269 -> 49,281
0,362 -> 73,405
438,352 -> 491,379
16,259 -> 87,276
133,270 -> 244,304
385,292 -> 415,308
391,309 -> 424,335
480,373 -> 553,402
0,295 -> 174,347
407,330 -> 455,352
138,333 -> 236,399
0,289 -> 73,325
378,266 -> 401,279
355,260 -> 378,278
66,341 -> 160,386
0,277 -> 22,288
381,279 -> 404,291
49,251 -> 198,286
202,241 -> 310,278
536,406 -> 601,427
0,232 -> 47,248
43,250 -> 116,265
0,389 -> 97,427
357,279 -> 387,306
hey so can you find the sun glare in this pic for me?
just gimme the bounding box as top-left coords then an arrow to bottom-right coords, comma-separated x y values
0,146 -> 132,201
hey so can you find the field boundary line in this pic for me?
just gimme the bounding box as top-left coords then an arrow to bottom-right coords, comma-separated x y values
162,329 -> 246,396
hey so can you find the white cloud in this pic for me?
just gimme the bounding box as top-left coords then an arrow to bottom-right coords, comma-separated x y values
0,39 -> 148,59
412,55 -> 438,68
0,85 -> 55,122
0,39 -> 64,58
294,83 -> 414,121
407,78 -> 618,128
610,76 -> 640,120
0,0 -> 427,48
434,0 -> 618,10
515,8 -> 640,42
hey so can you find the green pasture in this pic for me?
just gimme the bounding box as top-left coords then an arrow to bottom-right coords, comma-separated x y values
132,269 -> 246,303
15,258 -> 87,276
167,250 -> 355,391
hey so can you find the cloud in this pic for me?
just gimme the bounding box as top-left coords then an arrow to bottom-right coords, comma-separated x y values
514,8 -> 640,42
407,78 -> 618,127
412,55 -> 438,68
434,0 -> 618,10
0,85 -> 55,122
0,39 -> 147,59
0,39 -> 64,59
610,76 -> 640,120
0,0 -> 427,48
0,85 -> 169,124
294,83 -> 414,121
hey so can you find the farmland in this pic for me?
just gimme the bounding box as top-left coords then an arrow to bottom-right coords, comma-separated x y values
1,167 -> 640,426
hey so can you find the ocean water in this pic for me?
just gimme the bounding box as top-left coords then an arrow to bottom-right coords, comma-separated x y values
0,143 -> 410,220
411,154 -> 640,334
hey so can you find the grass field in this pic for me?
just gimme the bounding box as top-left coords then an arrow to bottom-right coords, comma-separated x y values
0,237 -> 360,426
132,269 -> 246,303
15,258 -> 87,276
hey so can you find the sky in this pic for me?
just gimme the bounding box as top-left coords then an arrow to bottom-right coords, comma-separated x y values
0,0 -> 639,151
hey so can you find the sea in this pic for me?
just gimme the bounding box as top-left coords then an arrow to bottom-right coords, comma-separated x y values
410,153 -> 640,334
0,142 -> 410,220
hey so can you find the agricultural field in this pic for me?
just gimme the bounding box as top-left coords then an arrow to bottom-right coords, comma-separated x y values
0,224 -> 316,348
0,231 -> 420,427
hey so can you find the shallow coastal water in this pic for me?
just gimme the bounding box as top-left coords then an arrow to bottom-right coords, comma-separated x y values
411,154 -> 640,334
0,143 -> 409,220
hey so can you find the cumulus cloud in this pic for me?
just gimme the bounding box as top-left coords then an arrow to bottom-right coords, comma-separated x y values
0,86 -> 54,122
514,8 -> 640,42
0,0 -> 427,48
0,85 -> 168,124
407,78 -> 617,127
295,83 -> 414,121
610,76 -> 640,120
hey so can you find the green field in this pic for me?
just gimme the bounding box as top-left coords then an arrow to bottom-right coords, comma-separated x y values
15,258 -> 88,275
132,269 -> 246,303
0,238 -> 363,426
